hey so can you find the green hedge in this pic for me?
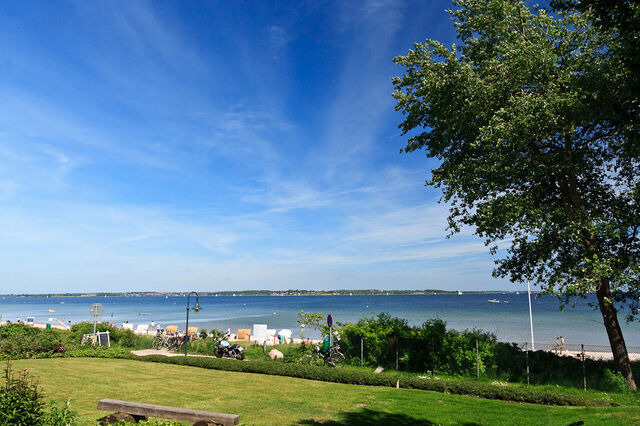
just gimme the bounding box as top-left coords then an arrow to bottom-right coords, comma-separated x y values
124,354 -> 607,407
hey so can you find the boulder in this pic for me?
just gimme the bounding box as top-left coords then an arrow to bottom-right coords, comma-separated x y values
374,366 -> 384,374
98,412 -> 147,425
269,349 -> 284,360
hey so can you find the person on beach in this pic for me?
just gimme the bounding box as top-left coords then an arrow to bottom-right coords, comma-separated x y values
560,336 -> 566,351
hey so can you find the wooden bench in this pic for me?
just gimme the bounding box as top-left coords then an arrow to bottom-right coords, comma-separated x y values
97,398 -> 239,426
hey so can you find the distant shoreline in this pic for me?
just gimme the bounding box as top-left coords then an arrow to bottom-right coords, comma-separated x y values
0,289 -> 531,298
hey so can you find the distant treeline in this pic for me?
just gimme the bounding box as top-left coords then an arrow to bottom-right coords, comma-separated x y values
0,289 -> 521,298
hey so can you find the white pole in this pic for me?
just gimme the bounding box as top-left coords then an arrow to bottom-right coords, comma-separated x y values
527,279 -> 535,351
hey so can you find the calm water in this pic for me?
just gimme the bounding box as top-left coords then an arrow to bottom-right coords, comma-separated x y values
1,294 -> 638,347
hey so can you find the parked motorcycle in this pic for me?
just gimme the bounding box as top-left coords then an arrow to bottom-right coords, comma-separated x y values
213,338 -> 245,360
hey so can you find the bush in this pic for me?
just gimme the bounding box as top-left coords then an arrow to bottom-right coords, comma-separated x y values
0,324 -> 66,359
0,360 -> 77,425
337,314 -> 640,391
69,322 -> 152,349
125,353 -> 607,407
0,360 -> 44,424
339,314 -> 496,375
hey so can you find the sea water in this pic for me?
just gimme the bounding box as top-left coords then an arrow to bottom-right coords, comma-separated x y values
1,293 -> 638,348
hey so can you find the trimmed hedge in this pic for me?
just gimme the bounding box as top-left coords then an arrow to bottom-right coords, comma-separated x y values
124,353 -> 608,407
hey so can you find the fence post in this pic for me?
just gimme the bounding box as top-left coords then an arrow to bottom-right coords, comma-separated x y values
360,337 -> 363,367
395,335 -> 399,371
476,339 -> 479,378
525,342 -> 529,385
582,344 -> 586,391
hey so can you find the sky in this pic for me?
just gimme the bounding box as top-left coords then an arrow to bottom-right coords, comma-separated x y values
0,0 -> 521,294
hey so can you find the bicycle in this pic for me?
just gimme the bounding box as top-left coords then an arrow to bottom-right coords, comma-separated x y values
152,334 -> 184,351
301,342 -> 346,368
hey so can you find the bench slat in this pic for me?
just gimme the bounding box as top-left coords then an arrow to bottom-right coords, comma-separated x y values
97,399 -> 239,425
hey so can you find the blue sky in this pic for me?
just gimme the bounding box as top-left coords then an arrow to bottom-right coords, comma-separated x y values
0,0 -> 518,293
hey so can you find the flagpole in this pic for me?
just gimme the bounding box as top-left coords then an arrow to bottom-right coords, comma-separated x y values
527,279 -> 535,350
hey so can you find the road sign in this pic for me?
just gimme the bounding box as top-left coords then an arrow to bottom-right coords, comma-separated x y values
90,303 -> 104,334
90,303 -> 104,317
327,314 -> 333,328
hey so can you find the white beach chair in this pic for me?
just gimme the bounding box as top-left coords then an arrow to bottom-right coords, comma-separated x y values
135,324 -> 149,335
252,324 -> 268,344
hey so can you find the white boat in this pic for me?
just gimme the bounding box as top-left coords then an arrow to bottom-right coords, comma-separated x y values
458,291 -> 463,295
488,299 -> 500,303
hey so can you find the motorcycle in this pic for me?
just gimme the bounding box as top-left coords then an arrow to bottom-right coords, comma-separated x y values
213,338 -> 245,360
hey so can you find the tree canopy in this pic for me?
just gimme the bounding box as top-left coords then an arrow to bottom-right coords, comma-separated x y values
393,0 -> 639,389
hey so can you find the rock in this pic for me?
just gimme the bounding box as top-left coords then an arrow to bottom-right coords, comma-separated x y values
98,412 -> 147,425
374,366 -> 384,374
269,349 -> 284,359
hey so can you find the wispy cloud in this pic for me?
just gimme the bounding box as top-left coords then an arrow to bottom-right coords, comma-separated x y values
0,1 -> 510,293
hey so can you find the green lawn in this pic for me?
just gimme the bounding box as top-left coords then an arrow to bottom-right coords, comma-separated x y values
11,358 -> 640,425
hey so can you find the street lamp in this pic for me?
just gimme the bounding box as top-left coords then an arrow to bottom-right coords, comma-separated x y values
185,291 -> 201,356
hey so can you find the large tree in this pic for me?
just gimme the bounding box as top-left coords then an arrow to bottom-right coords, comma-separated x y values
393,0 -> 639,389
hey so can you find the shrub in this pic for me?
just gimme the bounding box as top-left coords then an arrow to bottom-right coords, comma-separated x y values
339,314 -> 496,375
125,354 -> 606,407
0,360 -> 44,424
0,360 -> 77,425
69,322 -> 152,349
0,324 -> 66,359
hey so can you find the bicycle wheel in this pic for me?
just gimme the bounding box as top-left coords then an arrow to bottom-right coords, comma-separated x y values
328,352 -> 346,368
152,337 -> 162,350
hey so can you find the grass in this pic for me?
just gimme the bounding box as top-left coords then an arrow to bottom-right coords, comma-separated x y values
9,358 -> 640,425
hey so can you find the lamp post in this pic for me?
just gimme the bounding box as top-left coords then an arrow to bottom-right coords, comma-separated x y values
527,280 -> 535,351
185,291 -> 201,357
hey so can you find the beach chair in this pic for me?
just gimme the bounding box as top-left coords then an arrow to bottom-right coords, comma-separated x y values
165,325 -> 178,335
237,329 -> 251,341
122,323 -> 134,330
135,324 -> 149,335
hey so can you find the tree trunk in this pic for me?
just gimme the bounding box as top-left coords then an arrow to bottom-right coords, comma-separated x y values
596,279 -> 637,390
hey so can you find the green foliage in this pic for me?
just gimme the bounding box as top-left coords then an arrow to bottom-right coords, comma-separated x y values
0,361 -> 77,425
297,311 -> 330,337
209,329 -> 226,340
40,400 -> 77,426
0,324 -> 66,358
339,314 -> 495,375
129,354 -> 606,407
600,368 -> 630,393
0,360 -> 45,424
393,0 -> 639,388
69,322 -> 152,349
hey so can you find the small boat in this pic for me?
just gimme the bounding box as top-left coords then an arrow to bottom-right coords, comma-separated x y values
502,301 -> 509,304
47,309 -> 55,313
458,291 -> 463,295
488,299 -> 500,303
